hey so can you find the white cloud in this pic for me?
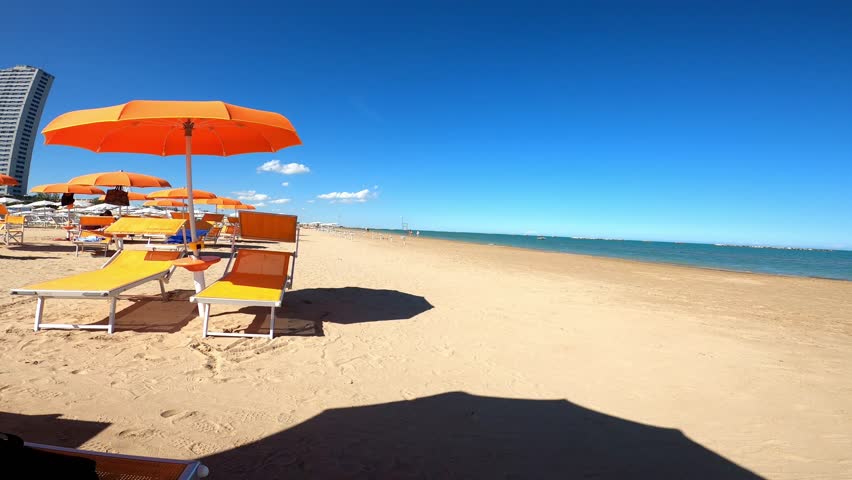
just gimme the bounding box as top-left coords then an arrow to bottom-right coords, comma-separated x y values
233,190 -> 269,202
269,198 -> 291,204
306,200 -> 315,204
253,202 -> 267,207
373,185 -> 379,190
257,160 -> 310,175
317,188 -> 375,204
281,182 -> 289,187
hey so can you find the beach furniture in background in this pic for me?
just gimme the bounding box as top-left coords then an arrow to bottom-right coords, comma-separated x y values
11,218 -> 187,333
3,215 -> 25,245
192,211 -> 299,339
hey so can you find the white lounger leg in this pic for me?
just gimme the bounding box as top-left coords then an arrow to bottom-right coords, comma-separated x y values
202,304 -> 210,338
34,297 -> 44,332
269,306 -> 276,340
108,297 -> 117,334
159,279 -> 166,300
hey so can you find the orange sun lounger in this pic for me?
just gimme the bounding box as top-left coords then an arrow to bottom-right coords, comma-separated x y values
10,218 -> 187,334
191,211 -> 299,339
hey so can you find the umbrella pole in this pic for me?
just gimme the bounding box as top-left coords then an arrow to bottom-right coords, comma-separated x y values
184,123 -> 206,315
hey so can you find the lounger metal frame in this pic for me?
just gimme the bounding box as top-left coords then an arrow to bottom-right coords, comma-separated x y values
11,251 -> 181,334
25,442 -> 209,479
193,223 -> 299,340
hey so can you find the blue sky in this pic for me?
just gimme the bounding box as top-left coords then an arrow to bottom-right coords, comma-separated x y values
2,1 -> 851,249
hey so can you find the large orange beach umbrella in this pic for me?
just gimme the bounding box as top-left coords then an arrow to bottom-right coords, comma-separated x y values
42,100 -> 301,263
31,183 -> 106,195
224,203 -> 256,210
69,171 -> 171,188
1,174 -> 19,186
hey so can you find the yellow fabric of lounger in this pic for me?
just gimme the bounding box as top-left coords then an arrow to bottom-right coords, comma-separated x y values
104,217 -> 186,236
21,250 -> 181,293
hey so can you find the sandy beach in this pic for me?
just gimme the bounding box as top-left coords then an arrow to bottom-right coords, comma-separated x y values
1,227 -> 851,479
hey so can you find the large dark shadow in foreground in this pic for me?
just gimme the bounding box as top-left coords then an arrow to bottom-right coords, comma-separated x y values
209,287 -> 434,336
202,392 -> 762,479
0,412 -> 108,448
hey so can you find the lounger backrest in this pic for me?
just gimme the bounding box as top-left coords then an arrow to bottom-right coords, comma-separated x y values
232,250 -> 292,278
79,216 -> 116,228
5,215 -> 25,226
226,216 -> 239,224
201,213 -> 224,223
0,205 -> 7,216
170,212 -> 189,219
238,212 -> 297,242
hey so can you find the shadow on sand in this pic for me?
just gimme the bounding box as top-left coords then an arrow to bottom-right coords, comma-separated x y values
0,412 -> 108,448
208,287 -> 434,336
202,392 -> 763,479
81,289 -> 199,333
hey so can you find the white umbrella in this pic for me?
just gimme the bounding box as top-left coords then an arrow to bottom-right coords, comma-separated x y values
7,204 -> 27,210
26,200 -> 60,208
73,199 -> 93,208
0,197 -> 22,204
32,207 -> 56,212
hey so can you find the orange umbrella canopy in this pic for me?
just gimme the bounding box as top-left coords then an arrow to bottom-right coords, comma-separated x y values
144,199 -> 187,207
0,174 -> 19,186
98,192 -> 149,201
41,100 -> 300,269
230,204 -> 256,210
69,171 -> 171,188
42,100 -> 301,156
31,183 -> 106,195
148,188 -> 216,199
195,197 -> 242,206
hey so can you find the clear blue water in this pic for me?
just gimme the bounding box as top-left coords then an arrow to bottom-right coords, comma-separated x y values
374,230 -> 852,281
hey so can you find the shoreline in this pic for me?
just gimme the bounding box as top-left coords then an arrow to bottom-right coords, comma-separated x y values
344,227 -> 852,283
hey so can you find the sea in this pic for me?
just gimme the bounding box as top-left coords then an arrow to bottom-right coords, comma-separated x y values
371,230 -> 852,281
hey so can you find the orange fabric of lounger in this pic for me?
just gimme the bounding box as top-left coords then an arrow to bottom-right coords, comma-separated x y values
195,250 -> 291,303
238,212 -> 297,242
79,216 -> 116,228
104,217 -> 186,236
18,250 -> 181,293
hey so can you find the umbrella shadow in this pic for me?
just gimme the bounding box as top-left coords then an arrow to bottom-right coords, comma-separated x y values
0,254 -> 61,260
0,412 -> 109,448
201,391 -> 763,479
5,244 -> 77,254
207,287 -> 434,336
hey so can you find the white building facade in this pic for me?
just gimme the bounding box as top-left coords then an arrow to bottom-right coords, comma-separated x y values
0,65 -> 54,196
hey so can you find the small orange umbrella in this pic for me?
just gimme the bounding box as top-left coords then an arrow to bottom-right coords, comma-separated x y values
148,188 -> 216,200
229,204 -> 256,210
31,183 -> 106,195
1,174 -> 19,186
98,192 -> 149,201
195,197 -> 242,206
69,171 -> 171,188
144,199 -> 187,207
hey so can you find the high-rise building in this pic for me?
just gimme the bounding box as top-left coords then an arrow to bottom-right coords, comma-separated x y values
0,65 -> 54,196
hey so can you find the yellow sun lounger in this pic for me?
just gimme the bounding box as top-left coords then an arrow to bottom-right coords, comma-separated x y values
10,218 -> 187,334
191,211 -> 299,339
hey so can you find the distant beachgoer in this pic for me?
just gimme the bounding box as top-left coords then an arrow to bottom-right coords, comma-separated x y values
416,231 -> 420,237
100,209 -> 113,217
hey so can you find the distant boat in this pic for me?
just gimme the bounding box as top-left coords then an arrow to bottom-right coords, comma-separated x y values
536,236 -> 546,240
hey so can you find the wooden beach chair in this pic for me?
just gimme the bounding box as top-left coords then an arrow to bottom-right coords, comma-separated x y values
24,442 -> 208,479
191,212 -> 299,339
10,218 -> 187,334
